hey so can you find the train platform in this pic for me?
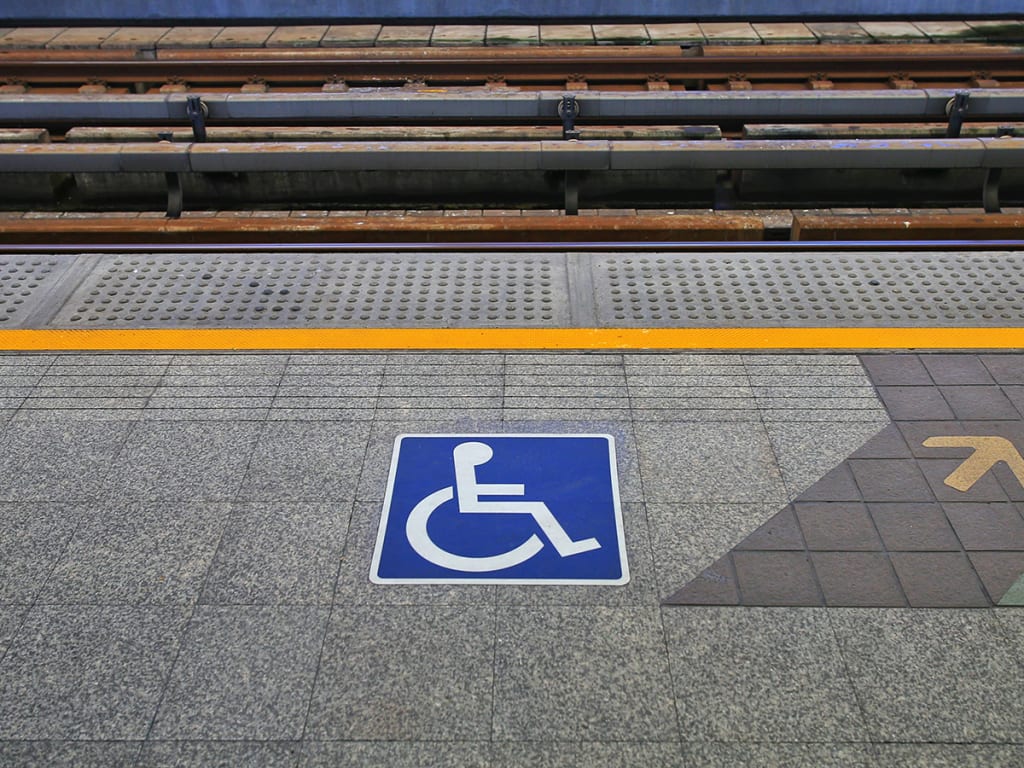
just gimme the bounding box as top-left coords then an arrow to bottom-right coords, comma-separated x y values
0,243 -> 1021,766
1,20 -> 1023,49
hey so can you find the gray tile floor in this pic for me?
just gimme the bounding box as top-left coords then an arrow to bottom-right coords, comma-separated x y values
0,351 -> 1021,767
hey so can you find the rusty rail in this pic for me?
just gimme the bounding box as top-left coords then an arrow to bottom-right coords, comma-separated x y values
2,43 -> 1023,89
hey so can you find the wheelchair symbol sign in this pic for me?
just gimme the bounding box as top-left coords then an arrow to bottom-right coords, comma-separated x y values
371,434 -> 628,584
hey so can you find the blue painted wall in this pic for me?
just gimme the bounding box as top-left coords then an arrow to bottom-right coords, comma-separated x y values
1,0 -> 1020,24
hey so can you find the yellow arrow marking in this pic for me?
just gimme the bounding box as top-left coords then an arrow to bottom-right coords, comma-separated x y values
922,436 -> 1024,492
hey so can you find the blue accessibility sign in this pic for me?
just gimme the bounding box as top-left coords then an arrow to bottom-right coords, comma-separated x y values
371,434 -> 628,584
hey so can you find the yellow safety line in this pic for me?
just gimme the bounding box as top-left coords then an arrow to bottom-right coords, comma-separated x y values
0,327 -> 1021,351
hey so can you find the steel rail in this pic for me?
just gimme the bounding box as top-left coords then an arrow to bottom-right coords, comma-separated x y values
3,138 -> 1022,172
3,90 -> 1023,126
2,44 -> 1023,86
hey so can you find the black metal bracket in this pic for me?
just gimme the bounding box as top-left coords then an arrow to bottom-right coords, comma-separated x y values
166,172 -> 183,218
945,91 -> 970,138
186,95 -> 208,142
558,96 -> 580,141
714,170 -> 736,210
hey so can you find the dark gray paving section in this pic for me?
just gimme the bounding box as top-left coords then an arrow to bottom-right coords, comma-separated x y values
7,250 -> 1024,329
0,351 -> 1021,767
667,353 -> 1024,608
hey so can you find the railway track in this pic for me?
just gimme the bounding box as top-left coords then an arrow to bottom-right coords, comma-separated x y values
2,43 -> 1023,93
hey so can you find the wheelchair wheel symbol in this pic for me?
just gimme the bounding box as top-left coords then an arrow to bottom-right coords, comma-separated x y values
405,441 -> 600,573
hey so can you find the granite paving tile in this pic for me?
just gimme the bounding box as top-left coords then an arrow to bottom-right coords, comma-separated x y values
876,386 -> 955,420
200,501 -> 348,606
321,24 -> 381,47
897,420 -> 967,457
492,742 -> 684,767
765,420 -> 888,497
40,501 -> 230,605
831,609 -> 1024,742
734,505 -> 805,550
0,741 -> 141,767
969,552 -> 1024,603
277,383 -> 378,397
752,22 -> 817,43
860,354 -> 931,385
493,606 -> 674,741
634,422 -> 786,503
868,502 -> 961,550
797,463 -> 863,501
918,458 -> 1010,502
940,385 -> 1021,420
0,28 -> 66,48
732,551 -> 823,605
966,20 -> 1024,42
155,27 -> 223,47
334,501 -> 493,606
151,606 -> 328,739
0,503 -> 82,602
236,421 -> 370,501
486,25 -> 540,45
680,743 -> 875,767
871,744 -> 1024,767
376,26 -> 432,46
266,25 -> 327,47
0,421 -> 131,501
307,605 -> 494,740
794,501 -> 884,550
913,21 -> 985,41
860,21 -> 930,41
378,407 -> 502,422
664,607 -> 865,741
299,742 -> 490,768
645,23 -> 705,45
629,408 -> 761,423
0,604 -> 27,660
759,408 -> 889,423
811,552 -> 907,606
539,24 -> 596,45
849,458 -> 934,502
100,27 -> 171,48
46,27 -> 117,48
0,605 -> 189,739
943,502 -> 1024,549
981,354 -> 1024,384
889,552 -> 990,607
139,408 -> 269,422
848,424 -> 912,459
646,501 -> 782,599
430,24 -> 486,46
138,741 -> 300,767
593,24 -> 650,44
103,421 -> 261,500
699,22 -> 761,44
265,408 -> 374,422
211,26 -> 274,47
921,355 -> 995,385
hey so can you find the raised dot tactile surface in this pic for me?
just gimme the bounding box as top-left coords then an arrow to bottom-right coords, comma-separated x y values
0,257 -> 72,326
593,252 -> 1024,327
52,253 -> 568,328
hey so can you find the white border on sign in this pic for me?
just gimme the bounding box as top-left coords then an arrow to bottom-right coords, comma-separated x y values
370,433 -> 629,585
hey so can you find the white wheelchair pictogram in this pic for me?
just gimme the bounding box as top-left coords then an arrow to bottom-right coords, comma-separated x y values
405,441 -> 601,572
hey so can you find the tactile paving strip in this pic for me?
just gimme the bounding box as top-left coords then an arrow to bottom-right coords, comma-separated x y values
592,252 -> 1024,327
51,253 -> 569,328
0,256 -> 73,327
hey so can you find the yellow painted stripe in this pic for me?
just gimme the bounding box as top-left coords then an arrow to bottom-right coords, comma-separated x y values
0,327 -> 1021,351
